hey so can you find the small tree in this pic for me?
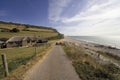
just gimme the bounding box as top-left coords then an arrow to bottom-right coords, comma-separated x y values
10,28 -> 20,32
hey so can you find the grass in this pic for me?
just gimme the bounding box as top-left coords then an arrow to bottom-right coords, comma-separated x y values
0,21 -> 60,40
0,22 -> 55,31
0,44 -> 51,79
0,21 -> 63,80
28,28 -> 55,32
62,44 -> 120,80
0,23 -> 25,30
0,31 -> 58,39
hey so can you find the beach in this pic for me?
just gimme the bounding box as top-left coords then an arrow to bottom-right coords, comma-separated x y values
63,37 -> 120,68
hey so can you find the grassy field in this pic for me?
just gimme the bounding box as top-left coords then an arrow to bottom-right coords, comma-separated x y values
0,44 -> 51,79
0,23 -> 25,30
0,21 -> 63,79
28,28 -> 55,32
0,31 -> 58,39
0,21 -> 60,40
62,44 -> 120,80
0,21 -> 55,31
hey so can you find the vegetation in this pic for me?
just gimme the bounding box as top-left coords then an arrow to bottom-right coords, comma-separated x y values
0,31 -> 58,39
48,33 -> 64,40
10,28 -> 20,32
62,44 -> 120,80
0,44 -> 51,79
0,21 -> 63,40
0,38 -> 8,42
0,21 -> 63,79
0,21 -> 57,31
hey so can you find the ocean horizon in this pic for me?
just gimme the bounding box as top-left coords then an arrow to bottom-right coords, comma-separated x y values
69,36 -> 120,49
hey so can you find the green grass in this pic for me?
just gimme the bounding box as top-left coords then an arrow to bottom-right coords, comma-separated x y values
0,23 -> 25,30
28,28 -> 55,32
0,22 -> 56,31
62,45 -> 120,80
0,45 -> 50,79
0,31 -> 58,39
0,21 -> 63,79
0,21 -> 60,40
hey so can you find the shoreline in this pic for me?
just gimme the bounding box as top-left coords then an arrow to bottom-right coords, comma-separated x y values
62,39 -> 120,80
68,36 -> 120,49
64,37 -> 120,57
63,37 -> 120,68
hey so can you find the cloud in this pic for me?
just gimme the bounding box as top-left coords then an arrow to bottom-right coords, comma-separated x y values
57,19 -> 120,36
48,0 -> 72,22
49,0 -> 120,36
62,0 -> 120,23
0,10 -> 7,17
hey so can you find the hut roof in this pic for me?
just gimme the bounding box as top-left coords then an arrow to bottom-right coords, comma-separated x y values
6,36 -> 48,43
37,37 -> 48,41
23,37 -> 31,41
29,36 -> 37,41
6,36 -> 24,42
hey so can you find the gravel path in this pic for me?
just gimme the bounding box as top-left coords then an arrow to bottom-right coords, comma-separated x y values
24,45 -> 80,80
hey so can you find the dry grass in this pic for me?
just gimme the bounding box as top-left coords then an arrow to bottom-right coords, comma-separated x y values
2,45 -> 52,80
0,31 -> 58,39
0,23 -> 58,39
62,44 -> 120,80
0,23 -> 25,30
0,44 -> 52,80
28,28 -> 54,32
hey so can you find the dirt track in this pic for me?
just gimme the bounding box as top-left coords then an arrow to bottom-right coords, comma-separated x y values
24,45 -> 80,80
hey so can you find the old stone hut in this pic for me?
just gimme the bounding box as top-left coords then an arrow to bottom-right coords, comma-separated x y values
22,36 -> 37,47
36,37 -> 48,43
6,36 -> 24,47
22,37 -> 31,46
6,36 -> 48,48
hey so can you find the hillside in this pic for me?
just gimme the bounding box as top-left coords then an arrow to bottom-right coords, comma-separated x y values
0,21 -> 63,41
0,21 -> 63,79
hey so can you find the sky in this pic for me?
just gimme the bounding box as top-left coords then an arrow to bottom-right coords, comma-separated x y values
0,0 -> 120,36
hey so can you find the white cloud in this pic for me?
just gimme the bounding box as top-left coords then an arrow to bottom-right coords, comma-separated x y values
63,0 -> 120,23
49,0 -> 120,36
48,0 -> 72,22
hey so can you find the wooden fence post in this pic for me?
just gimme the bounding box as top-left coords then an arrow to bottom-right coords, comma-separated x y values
34,46 -> 36,56
1,53 -> 9,77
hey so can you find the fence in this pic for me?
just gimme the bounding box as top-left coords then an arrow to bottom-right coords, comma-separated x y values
0,43 -> 51,79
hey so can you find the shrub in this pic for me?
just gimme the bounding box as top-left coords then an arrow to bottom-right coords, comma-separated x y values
10,28 -> 20,32
0,38 -> 8,42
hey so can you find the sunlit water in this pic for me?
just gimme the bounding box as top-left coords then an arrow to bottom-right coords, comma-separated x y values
69,36 -> 120,49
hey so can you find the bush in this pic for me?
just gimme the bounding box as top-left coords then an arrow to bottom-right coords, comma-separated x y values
0,38 -> 8,42
10,28 -> 20,32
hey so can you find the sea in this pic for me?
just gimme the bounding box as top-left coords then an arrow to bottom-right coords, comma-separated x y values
69,36 -> 120,49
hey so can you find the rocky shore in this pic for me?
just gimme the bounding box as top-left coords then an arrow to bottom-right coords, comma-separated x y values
62,37 -> 120,68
